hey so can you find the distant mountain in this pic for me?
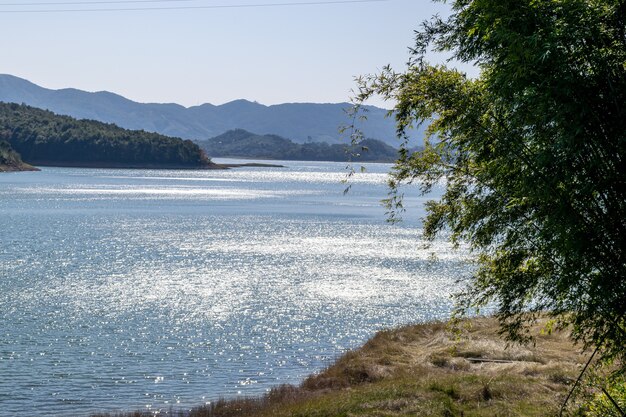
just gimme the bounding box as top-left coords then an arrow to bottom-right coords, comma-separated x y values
0,102 -> 217,169
199,129 -> 400,162
0,74 -> 423,146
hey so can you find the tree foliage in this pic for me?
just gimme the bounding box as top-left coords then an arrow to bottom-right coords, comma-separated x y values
352,0 -> 626,370
0,102 -> 212,168
0,140 -> 21,166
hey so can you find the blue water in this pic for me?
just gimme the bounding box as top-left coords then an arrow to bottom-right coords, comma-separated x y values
0,160 -> 470,416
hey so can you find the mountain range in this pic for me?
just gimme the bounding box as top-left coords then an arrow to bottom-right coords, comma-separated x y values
0,74 -> 422,147
199,129 -> 400,162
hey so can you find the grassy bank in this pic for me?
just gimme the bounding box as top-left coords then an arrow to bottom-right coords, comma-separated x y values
94,316 -> 593,417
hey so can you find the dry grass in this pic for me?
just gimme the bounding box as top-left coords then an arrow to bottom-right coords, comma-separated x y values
94,316 -> 591,417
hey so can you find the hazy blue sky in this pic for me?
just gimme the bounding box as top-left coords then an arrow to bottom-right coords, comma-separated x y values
1,0 -> 469,107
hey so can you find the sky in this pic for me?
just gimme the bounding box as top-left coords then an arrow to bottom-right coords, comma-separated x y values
0,0 -> 470,108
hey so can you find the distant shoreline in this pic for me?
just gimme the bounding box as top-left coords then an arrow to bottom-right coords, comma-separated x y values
1,160 -> 285,171
23,160 -> 226,170
213,154 -> 395,163
217,162 -> 285,168
0,162 -> 39,173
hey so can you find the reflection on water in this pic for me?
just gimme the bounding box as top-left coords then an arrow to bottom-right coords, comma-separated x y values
0,161 -> 470,416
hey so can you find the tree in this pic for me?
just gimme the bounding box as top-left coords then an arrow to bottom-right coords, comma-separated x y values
351,0 -> 626,373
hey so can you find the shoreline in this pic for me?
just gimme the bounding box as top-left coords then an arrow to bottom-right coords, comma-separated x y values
210,154 -> 396,164
1,161 -> 285,171
0,162 -> 40,172
216,162 -> 286,168
23,160 -> 227,170
92,316 -> 587,417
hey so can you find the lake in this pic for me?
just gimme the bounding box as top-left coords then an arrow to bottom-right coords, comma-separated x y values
0,160 -> 470,416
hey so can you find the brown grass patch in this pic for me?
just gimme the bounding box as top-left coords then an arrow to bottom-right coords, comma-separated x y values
93,316 -> 589,417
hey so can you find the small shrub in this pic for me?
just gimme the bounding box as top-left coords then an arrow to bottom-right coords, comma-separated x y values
583,377 -> 626,417
430,382 -> 461,400
548,370 -> 574,385
431,355 -> 450,368
481,383 -> 493,401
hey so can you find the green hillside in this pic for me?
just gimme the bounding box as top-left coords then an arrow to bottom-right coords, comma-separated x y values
0,102 -> 217,169
200,129 -> 400,162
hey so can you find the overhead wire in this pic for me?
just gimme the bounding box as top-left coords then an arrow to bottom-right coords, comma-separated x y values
0,0 -> 388,13
0,0 -> 197,5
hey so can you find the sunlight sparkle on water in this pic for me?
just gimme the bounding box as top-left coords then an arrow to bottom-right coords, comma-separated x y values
0,162 -> 471,416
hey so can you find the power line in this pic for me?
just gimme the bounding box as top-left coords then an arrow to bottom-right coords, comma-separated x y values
0,0 -> 195,6
0,0 -> 388,13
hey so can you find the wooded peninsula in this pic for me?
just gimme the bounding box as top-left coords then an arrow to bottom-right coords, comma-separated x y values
0,102 -> 218,170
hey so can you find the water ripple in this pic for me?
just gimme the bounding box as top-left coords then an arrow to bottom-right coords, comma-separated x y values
0,163 -> 471,416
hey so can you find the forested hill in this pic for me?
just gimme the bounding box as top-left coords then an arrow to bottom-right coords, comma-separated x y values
0,102 -> 216,169
198,129 -> 400,162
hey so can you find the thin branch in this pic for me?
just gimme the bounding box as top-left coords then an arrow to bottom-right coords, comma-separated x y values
559,343 -> 601,416
601,387 -> 626,416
